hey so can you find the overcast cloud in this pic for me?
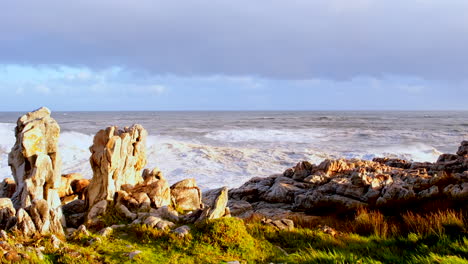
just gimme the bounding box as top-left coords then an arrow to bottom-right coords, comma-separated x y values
0,0 -> 467,110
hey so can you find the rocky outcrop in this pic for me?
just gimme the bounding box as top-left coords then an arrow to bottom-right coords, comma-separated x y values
8,107 -> 62,210
2,108 -> 65,237
197,187 -> 229,222
87,125 -> 147,209
171,179 -> 202,212
229,141 -> 468,217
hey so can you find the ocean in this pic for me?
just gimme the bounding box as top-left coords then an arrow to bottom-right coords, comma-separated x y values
0,111 -> 467,190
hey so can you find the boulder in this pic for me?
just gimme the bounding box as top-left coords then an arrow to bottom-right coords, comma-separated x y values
71,179 -> 89,200
87,125 -> 147,208
0,178 -> 16,198
0,198 -> 16,230
170,179 -> 202,211
58,173 -> 83,198
172,225 -> 191,238
262,218 -> 294,231
197,187 -> 229,222
8,107 -> 62,210
15,209 -> 36,237
132,168 -> 171,208
457,141 -> 468,156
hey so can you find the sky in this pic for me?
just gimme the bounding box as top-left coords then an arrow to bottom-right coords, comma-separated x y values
1,0 -> 468,111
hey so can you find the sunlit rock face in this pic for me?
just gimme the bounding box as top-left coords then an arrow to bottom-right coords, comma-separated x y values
87,124 -> 147,208
8,107 -> 62,210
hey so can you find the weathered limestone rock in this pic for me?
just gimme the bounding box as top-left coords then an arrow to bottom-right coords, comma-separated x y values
0,178 -> 16,198
87,125 -> 147,208
171,179 -> 202,211
15,209 -> 36,237
27,199 -> 64,236
132,168 -> 171,208
8,107 -> 62,210
197,187 -> 229,222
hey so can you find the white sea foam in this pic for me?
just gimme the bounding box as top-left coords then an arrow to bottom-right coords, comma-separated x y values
205,129 -> 328,143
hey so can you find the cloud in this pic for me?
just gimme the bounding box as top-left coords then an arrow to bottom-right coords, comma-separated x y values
1,0 -> 468,81
34,85 -> 51,94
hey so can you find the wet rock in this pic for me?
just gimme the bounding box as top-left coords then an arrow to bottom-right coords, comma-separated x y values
9,107 -> 62,210
87,125 -> 147,208
171,179 -> 202,211
292,161 -> 314,181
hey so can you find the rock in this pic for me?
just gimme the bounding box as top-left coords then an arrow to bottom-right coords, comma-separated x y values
197,187 -> 229,222
0,230 -> 7,240
457,140 -> 468,156
132,192 -> 151,211
0,178 -> 16,198
0,198 -> 16,230
261,177 -> 303,204
149,206 -> 179,222
4,251 -> 21,261
87,125 -> 147,208
418,186 -> 439,198
27,199 -> 64,236
71,179 -> 90,200
15,208 -> 36,237
318,159 -> 349,176
172,225 -> 191,237
9,107 -> 62,210
116,204 -> 137,220
443,183 -> 468,198
320,225 -> 338,237
86,200 -> 108,226
75,225 -> 89,236
50,234 -> 61,249
171,179 -> 202,211
62,199 -> 86,215
59,173 -> 83,198
98,227 -> 113,237
227,200 -> 253,218
262,218 -> 294,231
155,220 -> 175,230
143,216 -> 163,228
128,250 -> 142,260
292,161 -> 314,181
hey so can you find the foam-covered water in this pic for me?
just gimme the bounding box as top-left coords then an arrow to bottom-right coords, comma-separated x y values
0,111 -> 466,190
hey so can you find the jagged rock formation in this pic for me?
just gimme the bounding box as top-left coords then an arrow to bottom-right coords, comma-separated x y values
1,108 -> 65,237
197,187 -> 229,222
87,125 -> 147,209
8,107 -> 62,210
170,179 -> 202,211
229,141 -> 468,218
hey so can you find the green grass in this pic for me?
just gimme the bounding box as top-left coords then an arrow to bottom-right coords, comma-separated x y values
2,211 -> 468,264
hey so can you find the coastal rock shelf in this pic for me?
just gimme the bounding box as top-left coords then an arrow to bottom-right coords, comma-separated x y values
228,141 -> 468,218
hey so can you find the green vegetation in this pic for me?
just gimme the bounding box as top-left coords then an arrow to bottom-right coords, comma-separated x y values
2,209 -> 467,264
